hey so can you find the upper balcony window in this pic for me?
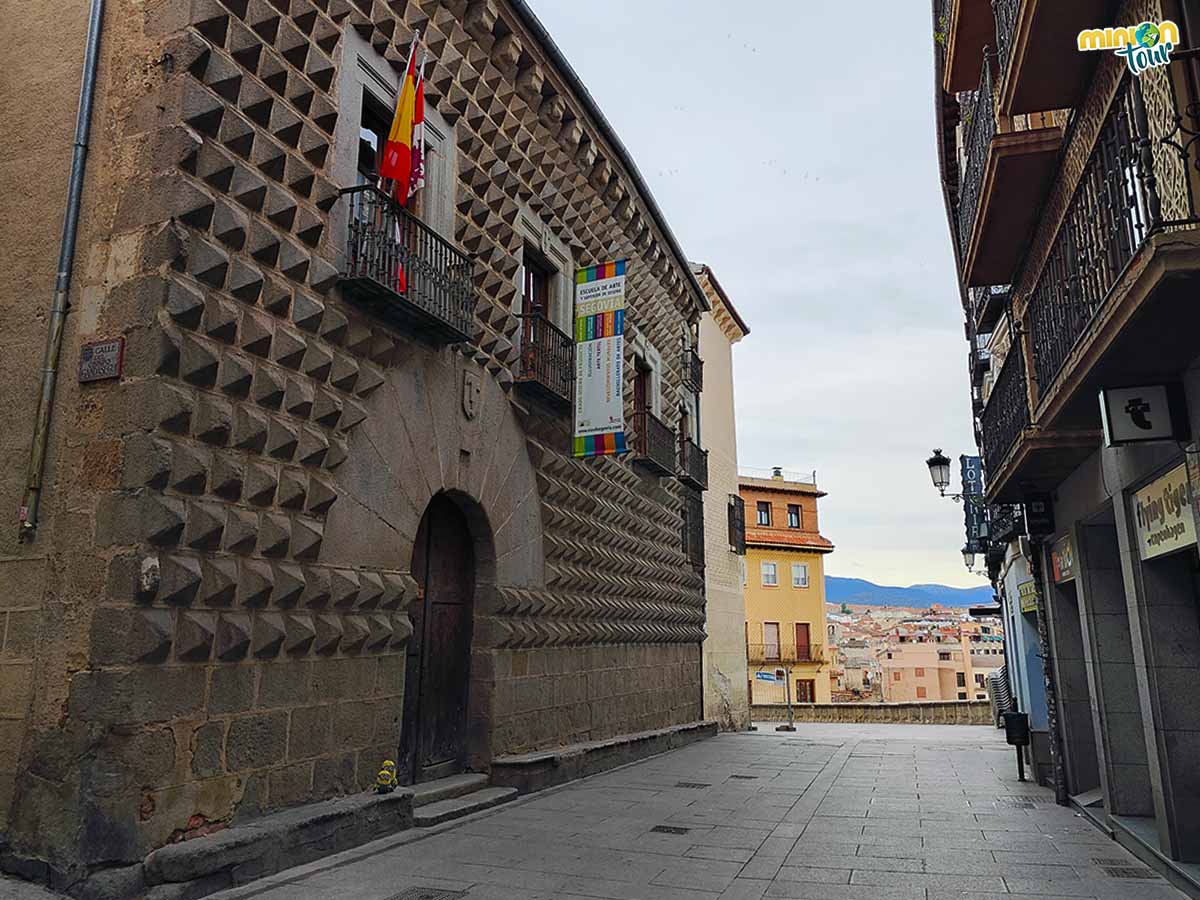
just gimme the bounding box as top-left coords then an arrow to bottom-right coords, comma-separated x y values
515,245 -> 573,408
757,501 -> 771,526
787,504 -> 801,529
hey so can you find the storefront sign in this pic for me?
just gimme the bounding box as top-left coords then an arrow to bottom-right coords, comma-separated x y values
1017,579 -> 1038,614
1100,383 -> 1188,446
1023,493 -> 1055,537
1050,534 -> 1076,583
1132,464 -> 1197,560
573,260 -> 627,458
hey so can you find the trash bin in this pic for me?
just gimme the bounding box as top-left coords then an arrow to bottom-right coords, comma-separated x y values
1002,711 -> 1030,747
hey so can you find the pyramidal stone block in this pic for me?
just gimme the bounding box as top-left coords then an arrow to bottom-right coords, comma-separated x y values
217,351 -> 254,398
283,613 -> 316,655
203,294 -> 241,343
144,495 -> 187,546
329,568 -> 359,608
228,259 -> 264,303
224,507 -> 259,555
390,613 -> 414,647
283,378 -> 313,419
233,405 -> 270,452
301,343 -> 332,382
299,565 -> 330,608
272,561 -> 306,607
179,334 -> 220,387
366,614 -> 393,651
170,442 -> 209,494
290,517 -> 323,560
216,612 -> 252,661
252,612 -> 286,658
132,609 -> 175,663
380,572 -> 415,610
165,279 -> 205,329
244,460 -> 279,506
310,389 -> 341,428
239,558 -> 275,607
266,417 -> 299,460
210,454 -> 243,499
357,571 -> 384,609
159,554 -> 203,605
253,364 -> 286,409
241,310 -> 274,358
259,512 -> 291,557
296,427 -> 328,467
122,433 -> 172,491
313,613 -> 342,654
194,395 -> 233,446
176,611 -> 217,661
273,325 -> 306,370
201,556 -> 239,606
341,615 -> 369,653
185,500 -> 226,550
277,468 -> 307,509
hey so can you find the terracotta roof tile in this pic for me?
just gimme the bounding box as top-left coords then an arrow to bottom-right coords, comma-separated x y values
745,528 -> 835,552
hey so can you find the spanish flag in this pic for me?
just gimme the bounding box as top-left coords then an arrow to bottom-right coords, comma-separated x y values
378,48 -> 418,206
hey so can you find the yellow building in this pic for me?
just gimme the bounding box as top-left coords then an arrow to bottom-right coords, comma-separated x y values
739,470 -> 835,705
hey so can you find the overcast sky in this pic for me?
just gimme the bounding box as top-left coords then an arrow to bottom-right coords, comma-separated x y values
526,1 -> 982,588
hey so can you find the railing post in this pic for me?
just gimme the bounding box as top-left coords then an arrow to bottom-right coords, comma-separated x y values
1130,75 -> 1163,230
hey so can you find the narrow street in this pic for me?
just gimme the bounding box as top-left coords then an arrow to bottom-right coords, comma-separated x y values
185,723 -> 1185,900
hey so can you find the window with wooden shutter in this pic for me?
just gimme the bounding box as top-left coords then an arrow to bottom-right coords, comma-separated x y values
727,494 -> 745,554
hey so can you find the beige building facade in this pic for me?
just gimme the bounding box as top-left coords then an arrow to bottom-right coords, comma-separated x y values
693,264 -> 750,731
0,1 -> 716,892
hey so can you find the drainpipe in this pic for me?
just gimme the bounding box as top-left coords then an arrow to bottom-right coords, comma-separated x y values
18,0 -> 105,542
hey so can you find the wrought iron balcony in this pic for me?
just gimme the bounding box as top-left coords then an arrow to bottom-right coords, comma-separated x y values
957,58 -> 996,264
682,489 -> 705,569
980,345 -> 1029,480
940,0 -> 997,94
968,284 -> 1008,333
678,436 -> 708,491
629,408 -> 675,476
747,644 -> 826,666
1026,74 -> 1175,401
338,185 -> 475,343
968,343 -> 991,386
681,347 -> 703,392
993,0 -> 1018,81
515,309 -> 573,408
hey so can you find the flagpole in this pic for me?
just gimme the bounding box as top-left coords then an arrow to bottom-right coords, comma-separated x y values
382,30 -> 420,195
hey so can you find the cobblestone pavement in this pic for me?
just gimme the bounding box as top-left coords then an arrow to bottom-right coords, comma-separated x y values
6,723 -> 1188,900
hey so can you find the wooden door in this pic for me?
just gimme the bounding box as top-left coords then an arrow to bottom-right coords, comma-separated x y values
795,623 -> 811,662
795,679 -> 816,703
399,495 -> 476,784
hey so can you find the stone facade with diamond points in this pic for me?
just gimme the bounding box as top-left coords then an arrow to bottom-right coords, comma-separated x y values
0,0 -> 710,884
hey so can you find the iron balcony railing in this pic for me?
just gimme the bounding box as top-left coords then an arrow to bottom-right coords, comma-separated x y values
957,54 -> 997,260
681,347 -> 703,392
338,185 -> 476,343
969,343 -> 991,385
630,408 -> 676,476
678,436 -> 709,491
1025,70 -> 1196,398
516,309 -> 573,407
747,643 -> 826,665
683,489 -> 705,569
993,0 -> 1018,80
968,283 -> 1009,331
980,345 -> 1029,478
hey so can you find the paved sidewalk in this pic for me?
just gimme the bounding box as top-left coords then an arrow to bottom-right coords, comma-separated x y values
194,721 -> 1187,900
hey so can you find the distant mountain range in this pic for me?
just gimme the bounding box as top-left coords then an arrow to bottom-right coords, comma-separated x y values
824,576 -> 993,608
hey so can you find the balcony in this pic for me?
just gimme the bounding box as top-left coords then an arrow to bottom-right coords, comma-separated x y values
940,0 -> 996,94
968,343 -> 990,386
979,346 -> 1029,492
681,347 -> 703,392
968,284 -> 1008,333
515,309 -> 573,408
958,61 -> 1063,286
629,408 -> 675,476
1024,67 -> 1200,434
338,185 -> 476,344
747,644 -> 826,666
678,436 -> 708,491
993,0 -> 1120,115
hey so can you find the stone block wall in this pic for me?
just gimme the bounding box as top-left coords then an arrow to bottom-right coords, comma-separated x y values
0,0 -> 710,881
751,701 -> 994,726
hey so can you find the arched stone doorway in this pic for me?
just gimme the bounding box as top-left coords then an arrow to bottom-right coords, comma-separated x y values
399,491 -> 491,784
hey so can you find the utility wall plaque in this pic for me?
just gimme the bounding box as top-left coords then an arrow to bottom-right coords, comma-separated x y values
78,337 -> 125,383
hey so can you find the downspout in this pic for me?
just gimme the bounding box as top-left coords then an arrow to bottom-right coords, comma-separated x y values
18,0 -> 105,542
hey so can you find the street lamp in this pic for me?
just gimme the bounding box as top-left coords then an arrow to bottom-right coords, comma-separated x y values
962,546 -> 976,572
926,449 -> 952,496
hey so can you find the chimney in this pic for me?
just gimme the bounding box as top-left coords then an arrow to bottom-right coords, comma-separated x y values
771,466 -> 783,479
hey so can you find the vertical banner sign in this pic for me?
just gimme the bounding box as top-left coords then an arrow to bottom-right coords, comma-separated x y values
961,456 -> 986,552
573,260 -> 627,458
